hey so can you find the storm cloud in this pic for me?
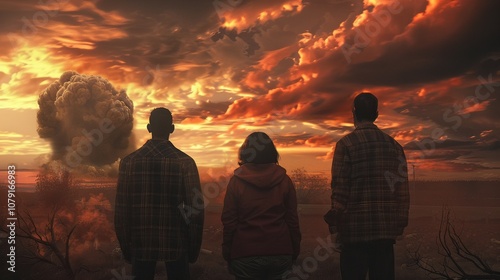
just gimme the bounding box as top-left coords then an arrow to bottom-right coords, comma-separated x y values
1,0 -> 499,179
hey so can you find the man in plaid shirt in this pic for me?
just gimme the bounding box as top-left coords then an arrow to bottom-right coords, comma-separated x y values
327,93 -> 410,280
115,107 -> 204,280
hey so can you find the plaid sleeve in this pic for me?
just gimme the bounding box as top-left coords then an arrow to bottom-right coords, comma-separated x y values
395,146 -> 410,231
331,140 -> 351,212
183,158 -> 204,263
114,159 -> 131,261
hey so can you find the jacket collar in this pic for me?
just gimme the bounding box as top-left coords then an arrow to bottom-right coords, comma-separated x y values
355,122 -> 378,130
146,138 -> 172,146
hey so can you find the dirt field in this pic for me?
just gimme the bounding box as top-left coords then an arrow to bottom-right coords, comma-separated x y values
1,184 -> 499,279
189,205 -> 500,280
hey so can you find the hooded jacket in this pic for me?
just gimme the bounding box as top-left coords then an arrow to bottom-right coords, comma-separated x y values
221,163 -> 301,261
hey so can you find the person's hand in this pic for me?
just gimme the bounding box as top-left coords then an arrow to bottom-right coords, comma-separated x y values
329,225 -> 338,234
188,253 -> 199,263
329,232 -> 342,253
396,227 -> 405,241
188,246 -> 200,263
323,209 -> 339,226
222,245 -> 231,262
123,252 -> 132,263
121,245 -> 132,263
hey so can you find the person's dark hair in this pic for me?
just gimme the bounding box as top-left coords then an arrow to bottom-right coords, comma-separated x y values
353,92 -> 378,122
238,132 -> 279,165
148,107 -> 173,136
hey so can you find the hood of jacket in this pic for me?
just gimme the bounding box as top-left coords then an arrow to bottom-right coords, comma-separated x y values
233,163 -> 287,189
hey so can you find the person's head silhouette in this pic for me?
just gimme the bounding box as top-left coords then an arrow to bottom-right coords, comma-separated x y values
238,132 -> 279,166
353,92 -> 378,126
147,107 -> 175,139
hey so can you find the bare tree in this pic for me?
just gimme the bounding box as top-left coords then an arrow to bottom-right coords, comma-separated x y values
407,207 -> 500,279
16,205 -> 77,279
0,169 -> 114,279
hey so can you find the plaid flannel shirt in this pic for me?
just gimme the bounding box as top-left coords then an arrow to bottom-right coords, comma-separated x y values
114,139 -> 204,262
331,123 -> 409,243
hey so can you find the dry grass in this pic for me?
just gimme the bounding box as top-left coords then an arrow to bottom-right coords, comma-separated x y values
1,183 -> 499,280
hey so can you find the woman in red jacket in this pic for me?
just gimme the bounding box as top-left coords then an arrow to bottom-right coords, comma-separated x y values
222,132 -> 301,280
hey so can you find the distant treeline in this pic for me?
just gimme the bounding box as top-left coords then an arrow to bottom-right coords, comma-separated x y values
412,180 -> 500,183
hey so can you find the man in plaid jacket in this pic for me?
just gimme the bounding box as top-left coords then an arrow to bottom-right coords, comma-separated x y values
327,92 -> 410,280
115,107 -> 204,280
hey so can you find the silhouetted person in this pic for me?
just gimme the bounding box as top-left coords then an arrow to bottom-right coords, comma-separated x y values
222,132 -> 301,280
325,93 -> 410,280
115,108 -> 204,280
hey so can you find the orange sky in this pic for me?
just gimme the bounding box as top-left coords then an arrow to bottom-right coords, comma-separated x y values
0,0 -> 499,180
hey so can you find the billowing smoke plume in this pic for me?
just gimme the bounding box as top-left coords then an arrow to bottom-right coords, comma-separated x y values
37,71 -> 134,170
